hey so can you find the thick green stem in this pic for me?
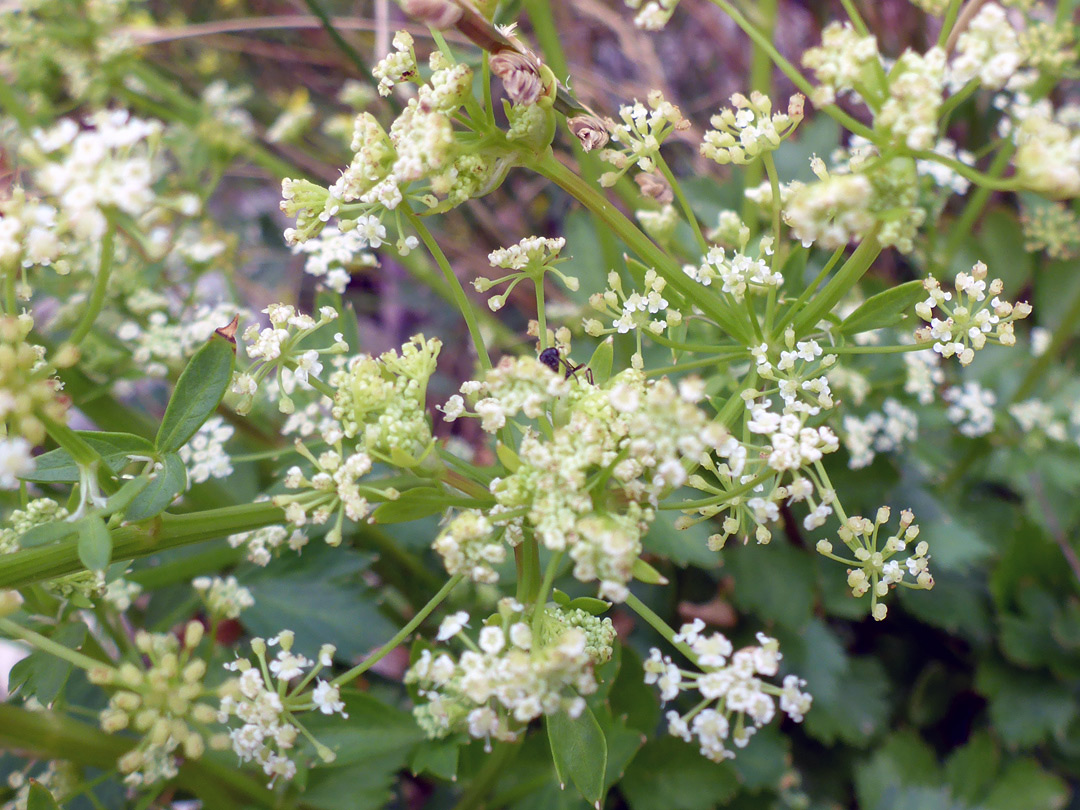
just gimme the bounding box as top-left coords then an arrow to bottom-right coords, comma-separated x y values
407,210 -> 492,370
331,573 -> 463,686
68,226 -> 115,346
532,550 -> 564,631
791,233 -> 882,335
0,618 -> 106,671
0,502 -> 284,589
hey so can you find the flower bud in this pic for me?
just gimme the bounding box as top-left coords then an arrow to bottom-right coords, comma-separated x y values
489,51 -> 543,106
568,115 -> 609,151
399,0 -> 462,28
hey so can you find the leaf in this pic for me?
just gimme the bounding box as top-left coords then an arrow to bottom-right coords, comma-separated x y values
607,645 -> 660,735
123,453 -> 187,522
976,659 -> 1076,747
725,540 -> 815,630
8,622 -> 87,704
982,758 -> 1069,810
21,432 -> 155,483
587,338 -> 614,384
301,752 -> 406,810
77,516 -> 112,572
945,731 -> 1000,805
241,546 -> 395,660
19,520 -> 78,548
372,487 -> 483,523
620,736 -> 737,810
410,737 -> 463,781
642,511 -> 718,569
155,331 -> 235,453
631,557 -> 668,585
303,690 -> 424,766
497,441 -> 521,472
101,475 -> 150,516
854,730 -> 940,810
565,597 -> 611,616
546,704 -> 608,807
839,280 -> 925,335
26,782 -> 62,810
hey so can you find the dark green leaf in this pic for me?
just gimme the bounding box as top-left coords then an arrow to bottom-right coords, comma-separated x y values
410,737 -> 463,780
565,597 -> 611,616
77,516 -> 112,572
303,690 -> 424,766
8,623 -> 87,703
839,280 -> 924,335
945,731 -> 999,805
725,540 -> 815,630
155,332 -> 235,453
546,704 -> 608,807
642,511 -> 717,569
21,432 -> 154,483
620,736 -> 737,810
854,730 -> 940,810
123,453 -> 187,522
587,338 -> 614,384
982,758 -> 1069,810
102,475 -> 151,516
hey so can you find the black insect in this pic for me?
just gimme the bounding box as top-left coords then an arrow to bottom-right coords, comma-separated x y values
539,347 -> 594,384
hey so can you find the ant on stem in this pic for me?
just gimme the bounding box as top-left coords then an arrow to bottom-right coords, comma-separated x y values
539,346 -> 594,385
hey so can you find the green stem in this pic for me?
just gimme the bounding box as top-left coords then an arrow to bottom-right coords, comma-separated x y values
300,0 -> 371,76
0,502 -> 284,589
532,551 -> 564,631
0,618 -> 106,671
534,273 -> 548,350
909,149 -> 1019,191
772,246 -> 845,338
624,592 -> 696,663
3,266 -> 16,314
938,0 -> 965,47
1012,281 -> 1080,401
331,574 -> 463,686
942,145 -> 1014,268
407,209 -> 492,370
792,232 -> 882,335
824,343 -> 931,355
741,0 -> 777,229
656,156 -> 709,254
68,226 -> 115,346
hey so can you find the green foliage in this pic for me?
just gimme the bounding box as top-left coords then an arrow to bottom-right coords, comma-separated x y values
155,332 -> 236,453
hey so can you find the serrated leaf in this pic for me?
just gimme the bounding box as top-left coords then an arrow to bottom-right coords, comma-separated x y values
8,623 -> 87,703
21,432 -> 155,483
945,731 -> 999,805
726,540 -> 815,630
854,730 -> 940,810
77,516 -> 112,572
123,453 -> 187,522
155,332 -> 235,453
303,690 -> 424,766
982,758 -> 1069,810
839,280 -> 925,335
409,737 -> 463,780
620,736 -> 737,810
547,704 -> 608,807
26,781 -> 62,810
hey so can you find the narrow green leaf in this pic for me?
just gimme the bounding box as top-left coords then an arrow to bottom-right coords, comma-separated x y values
552,589 -> 571,607
631,557 -> 668,585
102,475 -> 151,516
496,441 -> 521,472
566,597 -> 611,616
547,705 -> 608,807
155,332 -> 235,453
27,782 -> 62,810
77,516 -> 112,572
372,488 -> 484,523
124,453 -> 187,522
839,279 -> 925,335
21,432 -> 154,484
587,338 -> 614,384
19,520 -> 78,548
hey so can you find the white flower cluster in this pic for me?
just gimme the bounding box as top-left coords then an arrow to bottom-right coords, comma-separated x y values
645,621 -> 811,761
27,110 -> 163,241
700,92 -> 804,165
877,48 -> 946,150
192,575 -> 255,620
280,446 -> 375,542
1006,96 -> 1080,199
585,270 -> 682,367
219,631 -> 345,787
815,507 -> 932,620
949,3 -> 1024,91
747,403 -> 840,473
407,602 -> 614,748
228,524 -> 309,567
103,578 -> 143,611
623,0 -> 680,30
291,226 -> 377,294
684,243 -> 782,304
179,416 -> 234,485
432,510 -> 506,583
0,188 -> 65,276
1009,398 -> 1073,444
801,22 -> 881,107
904,350 -> 945,404
476,236 -> 577,312
750,333 -> 836,417
914,262 -> 1032,364
944,381 -> 997,437
234,304 -> 346,414
842,399 -> 918,469
91,623 -> 218,788
373,31 -> 417,96
599,91 -> 689,187
783,170 -> 874,249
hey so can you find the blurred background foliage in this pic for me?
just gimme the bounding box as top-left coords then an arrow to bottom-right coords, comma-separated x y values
2,0 -> 1080,808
